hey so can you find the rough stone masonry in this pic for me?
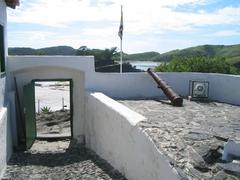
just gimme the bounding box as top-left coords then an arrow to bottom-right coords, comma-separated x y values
119,99 -> 240,179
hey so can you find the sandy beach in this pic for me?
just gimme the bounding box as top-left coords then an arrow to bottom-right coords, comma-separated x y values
35,81 -> 70,112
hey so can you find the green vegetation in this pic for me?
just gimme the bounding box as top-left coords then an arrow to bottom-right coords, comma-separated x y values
155,56 -> 240,74
9,45 -> 140,72
76,46 -> 141,72
41,106 -> 52,113
9,47 -> 37,55
9,46 -> 76,55
152,44 -> 240,66
122,51 -> 160,61
37,46 -> 76,55
76,46 -> 117,62
8,44 -> 240,64
8,44 -> 240,73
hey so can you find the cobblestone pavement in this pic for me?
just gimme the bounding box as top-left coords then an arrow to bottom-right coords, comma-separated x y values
2,140 -> 126,180
119,99 -> 240,180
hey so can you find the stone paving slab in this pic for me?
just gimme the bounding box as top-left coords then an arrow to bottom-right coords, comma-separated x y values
118,99 -> 240,179
2,140 -> 126,180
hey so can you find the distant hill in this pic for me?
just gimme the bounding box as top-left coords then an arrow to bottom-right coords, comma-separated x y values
119,44 -> 239,66
123,52 -> 160,61
8,46 -> 141,72
9,46 -> 76,56
8,45 -> 160,61
8,47 -> 37,55
151,44 -> 240,66
8,44 -> 240,67
37,46 -> 76,55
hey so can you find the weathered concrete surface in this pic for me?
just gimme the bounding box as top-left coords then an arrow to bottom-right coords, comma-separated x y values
3,140 -> 126,180
119,99 -> 240,179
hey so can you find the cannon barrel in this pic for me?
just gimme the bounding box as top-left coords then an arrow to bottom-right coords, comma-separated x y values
147,68 -> 183,106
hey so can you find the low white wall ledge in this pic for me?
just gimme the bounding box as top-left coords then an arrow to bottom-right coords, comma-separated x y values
85,92 -> 179,180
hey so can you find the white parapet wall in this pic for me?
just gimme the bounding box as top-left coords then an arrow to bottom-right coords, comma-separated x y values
85,92 -> 179,180
87,72 -> 240,106
8,56 -> 240,106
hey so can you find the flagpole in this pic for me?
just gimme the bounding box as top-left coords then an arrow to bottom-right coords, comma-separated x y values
120,34 -> 123,74
118,5 -> 123,74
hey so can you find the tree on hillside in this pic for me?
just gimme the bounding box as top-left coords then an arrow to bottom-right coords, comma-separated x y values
76,46 -> 139,72
155,56 -> 239,74
76,46 -> 117,62
76,46 -> 91,56
103,47 -> 117,61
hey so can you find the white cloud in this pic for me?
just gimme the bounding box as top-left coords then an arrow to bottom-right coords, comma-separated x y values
8,29 -> 118,49
28,31 -> 56,41
7,28 -> 207,53
121,37 -> 195,54
212,30 -> 240,37
8,0 -> 120,27
8,0 -> 240,33
81,27 -> 116,36
8,30 -> 57,47
7,0 -> 240,52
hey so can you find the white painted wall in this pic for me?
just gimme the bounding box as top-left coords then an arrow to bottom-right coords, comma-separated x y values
0,0 -> 12,178
8,56 -> 240,105
87,72 -> 240,105
0,107 -> 7,177
6,56 -> 240,159
0,76 -> 6,109
5,41 -> 240,180
7,56 -> 95,73
10,66 -> 85,142
85,92 -> 179,180
94,72 -> 240,105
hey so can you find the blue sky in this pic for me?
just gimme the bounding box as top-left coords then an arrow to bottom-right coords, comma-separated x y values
7,0 -> 240,53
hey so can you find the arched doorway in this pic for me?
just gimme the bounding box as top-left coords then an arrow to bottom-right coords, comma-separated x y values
11,66 -> 85,150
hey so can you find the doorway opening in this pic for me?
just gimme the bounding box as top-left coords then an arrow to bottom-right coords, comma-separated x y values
34,80 -> 73,139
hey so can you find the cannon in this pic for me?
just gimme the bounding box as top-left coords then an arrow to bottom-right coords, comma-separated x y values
147,68 -> 183,107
